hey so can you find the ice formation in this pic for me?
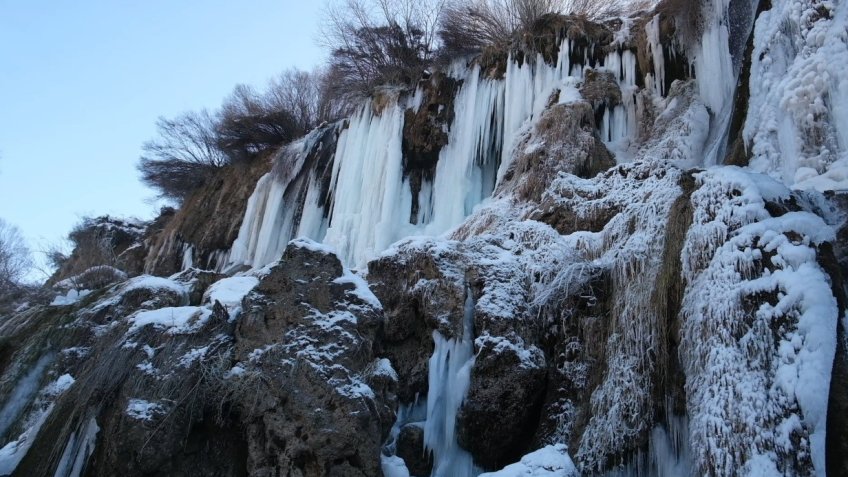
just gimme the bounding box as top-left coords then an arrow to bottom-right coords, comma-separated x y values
745,0 -> 848,190
423,288 -> 479,477
5,0 -> 848,475
53,417 -> 99,477
680,168 -> 837,475
224,36 -> 645,272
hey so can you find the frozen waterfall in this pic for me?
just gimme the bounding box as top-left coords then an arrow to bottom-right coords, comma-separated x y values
423,288 -> 479,477
223,37 -> 648,271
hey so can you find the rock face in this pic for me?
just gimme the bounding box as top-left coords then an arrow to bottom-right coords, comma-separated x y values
456,337 -> 547,469
234,241 -> 392,477
402,73 -> 460,222
48,216 -> 148,287
0,241 -> 392,477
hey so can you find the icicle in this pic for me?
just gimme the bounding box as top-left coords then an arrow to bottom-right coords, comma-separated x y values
323,97 -> 408,268
423,288 -> 479,477
600,48 -> 639,150
225,128 -> 332,270
645,15 -> 667,98
497,38 -> 576,184
424,64 -> 503,234
180,244 -> 193,271
53,417 -> 99,477
697,0 -> 760,166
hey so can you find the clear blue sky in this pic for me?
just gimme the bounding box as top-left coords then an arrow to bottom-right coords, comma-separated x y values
0,1 -> 324,270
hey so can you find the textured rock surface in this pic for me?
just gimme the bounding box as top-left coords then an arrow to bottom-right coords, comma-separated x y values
1,242 -> 393,477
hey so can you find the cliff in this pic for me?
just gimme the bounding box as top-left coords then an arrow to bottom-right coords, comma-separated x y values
2,0 -> 848,476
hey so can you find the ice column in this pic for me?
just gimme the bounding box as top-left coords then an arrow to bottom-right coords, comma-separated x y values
424,64 -> 504,234
423,288 -> 478,477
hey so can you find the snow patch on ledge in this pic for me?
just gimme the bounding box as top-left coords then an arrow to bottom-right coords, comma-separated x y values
203,276 -> 259,320
333,269 -> 382,310
479,444 -> 578,477
290,237 -> 337,255
475,334 -> 545,370
128,306 -> 212,335
50,289 -> 91,306
126,399 -> 166,421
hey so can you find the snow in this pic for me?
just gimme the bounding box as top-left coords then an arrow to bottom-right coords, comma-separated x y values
50,289 -> 91,306
202,276 -> 259,319
128,306 -> 212,335
290,237 -> 335,255
745,0 -> 848,190
125,399 -> 166,421
333,269 -> 382,310
121,275 -> 187,297
45,374 -> 75,396
369,358 -> 398,381
680,168 -> 837,475
225,365 -> 246,379
381,455 -> 411,477
475,334 -> 544,370
557,82 -> 582,104
479,445 -> 577,477
178,346 -> 209,368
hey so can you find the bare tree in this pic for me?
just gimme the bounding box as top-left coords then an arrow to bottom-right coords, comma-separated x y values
0,219 -> 32,296
267,69 -> 323,131
138,109 -> 226,202
320,0 -> 446,101
562,0 -> 646,18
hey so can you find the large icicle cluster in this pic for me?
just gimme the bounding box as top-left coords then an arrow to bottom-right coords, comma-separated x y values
680,168 -> 838,476
224,33 -> 646,272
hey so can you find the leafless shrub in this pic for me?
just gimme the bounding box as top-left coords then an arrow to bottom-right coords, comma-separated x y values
439,0 -> 566,55
0,219 -> 34,313
43,241 -> 70,271
138,110 -> 226,202
320,0 -> 446,102
67,220 -> 120,269
267,69 -> 324,130
215,84 -> 303,163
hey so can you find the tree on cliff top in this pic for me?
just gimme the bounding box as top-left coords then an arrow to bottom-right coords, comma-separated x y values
321,0 -> 446,102
138,109 -> 226,203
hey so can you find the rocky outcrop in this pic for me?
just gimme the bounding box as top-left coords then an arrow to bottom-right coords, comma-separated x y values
504,100 -> 615,202
0,240 -> 392,477
48,216 -> 148,287
456,336 -> 547,469
233,241 -> 392,477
